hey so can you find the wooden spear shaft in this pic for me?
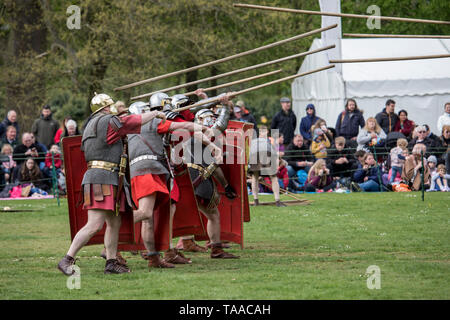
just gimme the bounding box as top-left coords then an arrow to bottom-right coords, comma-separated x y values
131,44 -> 335,101
330,54 -> 450,64
172,64 -> 335,113
343,33 -> 450,39
233,3 -> 450,25
114,24 -> 337,91
183,69 -> 283,96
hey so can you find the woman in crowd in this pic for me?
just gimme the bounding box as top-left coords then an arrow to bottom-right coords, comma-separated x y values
54,117 -> 72,145
305,159 -> 336,192
16,157 -> 49,195
394,109 -> 415,140
356,117 -> 387,152
401,143 -> 430,191
311,118 -> 334,143
60,119 -> 80,142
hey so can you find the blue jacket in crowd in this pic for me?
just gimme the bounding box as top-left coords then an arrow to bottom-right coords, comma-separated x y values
353,163 -> 383,184
299,104 -> 319,141
335,109 -> 365,140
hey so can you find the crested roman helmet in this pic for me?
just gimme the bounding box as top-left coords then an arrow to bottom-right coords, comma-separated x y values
149,92 -> 171,111
90,92 -> 117,115
128,101 -> 150,115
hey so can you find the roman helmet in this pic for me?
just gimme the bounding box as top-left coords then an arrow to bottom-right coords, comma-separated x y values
128,101 -> 150,115
194,108 -> 216,127
170,94 -> 191,111
90,92 -> 117,115
149,92 -> 171,111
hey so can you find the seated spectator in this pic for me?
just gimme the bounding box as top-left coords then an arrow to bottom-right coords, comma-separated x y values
283,134 -> 314,191
299,104 -> 319,143
326,136 -> 355,188
311,118 -> 334,143
351,152 -> 385,192
0,110 -> 19,139
428,164 -> 450,192
270,133 -> 285,157
0,125 -> 19,150
335,99 -> 365,141
13,132 -> 46,169
1,144 -> 16,184
437,125 -> 450,171
354,150 -> 366,167
388,138 -> 408,184
43,144 -> 62,179
437,102 -> 450,135
356,117 -> 387,152
401,143 -> 431,191
305,159 -> 336,192
310,128 -> 331,160
424,124 -> 441,145
407,125 -> 441,158
394,109 -> 415,140
16,157 -> 49,195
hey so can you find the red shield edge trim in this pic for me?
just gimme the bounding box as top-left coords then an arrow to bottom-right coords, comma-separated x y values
62,136 -> 135,246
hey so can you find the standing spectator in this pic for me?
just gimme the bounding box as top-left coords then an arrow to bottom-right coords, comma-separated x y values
233,100 -> 258,136
0,126 -> 19,150
0,110 -> 19,139
394,109 -> 415,140
402,143 -> 431,191
54,117 -> 72,145
283,134 -> 313,191
305,159 -> 336,192
299,104 -> 319,143
437,102 -> 450,135
375,99 -> 399,134
326,136 -> 355,188
310,128 -> 331,160
43,144 -> 63,179
1,144 -> 16,184
335,99 -> 365,141
407,125 -> 440,157
31,104 -> 60,149
271,97 -> 297,146
356,117 -> 387,152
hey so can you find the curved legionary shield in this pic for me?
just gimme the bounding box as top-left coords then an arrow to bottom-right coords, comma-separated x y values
61,136 -> 135,246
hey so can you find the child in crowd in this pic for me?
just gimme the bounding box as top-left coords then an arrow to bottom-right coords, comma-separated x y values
352,152 -> 385,192
429,164 -> 450,192
426,155 -> 438,176
389,138 -> 408,184
310,128 -> 330,160
1,144 -> 16,184
43,144 -> 62,178
305,159 -> 336,192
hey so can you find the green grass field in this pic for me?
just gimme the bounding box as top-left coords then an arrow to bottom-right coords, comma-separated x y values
0,192 -> 448,300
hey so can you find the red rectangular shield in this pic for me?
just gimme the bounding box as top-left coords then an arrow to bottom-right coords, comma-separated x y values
62,136 -> 135,246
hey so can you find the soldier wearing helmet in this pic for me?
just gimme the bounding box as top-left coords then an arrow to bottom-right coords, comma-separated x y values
58,92 -> 166,276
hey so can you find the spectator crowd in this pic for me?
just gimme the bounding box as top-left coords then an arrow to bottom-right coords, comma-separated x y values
1,98 -> 449,198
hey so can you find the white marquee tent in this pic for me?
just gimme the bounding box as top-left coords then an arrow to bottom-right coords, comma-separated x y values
291,38 -> 450,135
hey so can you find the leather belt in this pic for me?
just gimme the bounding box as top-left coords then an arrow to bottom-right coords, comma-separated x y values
87,160 -> 119,172
130,154 -> 158,166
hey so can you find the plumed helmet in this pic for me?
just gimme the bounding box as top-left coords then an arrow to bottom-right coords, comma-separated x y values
90,92 -> 116,114
128,101 -> 150,115
149,92 -> 171,110
194,108 -> 215,127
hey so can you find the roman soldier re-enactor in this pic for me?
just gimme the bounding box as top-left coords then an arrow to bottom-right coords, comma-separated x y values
183,95 -> 240,259
57,93 -> 167,275
127,97 -> 217,269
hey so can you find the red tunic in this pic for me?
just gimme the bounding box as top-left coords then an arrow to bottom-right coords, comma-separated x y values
83,114 -> 142,212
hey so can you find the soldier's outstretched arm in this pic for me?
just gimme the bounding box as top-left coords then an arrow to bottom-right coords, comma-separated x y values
140,111 -> 166,125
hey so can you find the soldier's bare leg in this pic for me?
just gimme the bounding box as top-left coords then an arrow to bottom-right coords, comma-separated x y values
251,173 -> 260,205
67,209 -> 107,258
104,213 -> 122,260
270,175 -> 281,202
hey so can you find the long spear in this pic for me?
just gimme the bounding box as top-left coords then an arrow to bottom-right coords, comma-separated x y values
114,24 -> 337,91
183,69 -> 282,96
343,33 -> 450,39
233,3 -> 450,25
329,54 -> 450,64
172,65 -> 335,113
131,44 -> 335,101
